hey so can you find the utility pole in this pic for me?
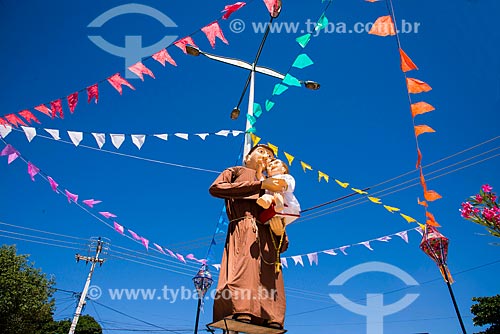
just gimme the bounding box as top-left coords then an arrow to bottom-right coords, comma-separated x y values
68,237 -> 107,334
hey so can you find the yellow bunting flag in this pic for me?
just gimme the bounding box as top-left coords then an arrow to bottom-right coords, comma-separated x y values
318,171 -> 329,183
352,188 -> 368,195
383,205 -> 400,213
267,142 -> 278,156
368,196 -> 382,204
300,161 -> 313,172
284,152 -> 294,166
335,179 -> 349,188
418,223 -> 426,231
400,213 -> 417,223
250,133 -> 261,146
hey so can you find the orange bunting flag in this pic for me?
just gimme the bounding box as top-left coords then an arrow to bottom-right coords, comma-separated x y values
407,78 -> 432,94
418,198 -> 428,208
335,179 -> 349,188
400,213 -> 417,223
152,49 -> 177,67
399,48 -> 418,72
411,102 -> 435,118
284,152 -> 294,166
201,21 -> 229,49
368,196 -> 382,204
174,36 -> 198,54
318,171 -> 329,183
425,211 -> 440,227
368,15 -> 396,37
107,73 -> 135,95
424,190 -> 442,202
250,133 -> 261,147
18,110 -> 40,124
383,205 -> 400,213
34,104 -> 52,117
4,114 -> 27,127
352,188 -> 368,195
300,161 -> 313,172
414,125 -> 435,137
416,148 -> 422,169
128,62 -> 155,81
267,143 -> 278,156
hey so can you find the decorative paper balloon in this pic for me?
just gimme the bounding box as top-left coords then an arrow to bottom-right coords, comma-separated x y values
420,225 -> 453,283
192,264 -> 213,300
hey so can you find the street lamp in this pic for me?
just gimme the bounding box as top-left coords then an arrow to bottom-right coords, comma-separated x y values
192,264 -> 213,334
185,44 -> 320,157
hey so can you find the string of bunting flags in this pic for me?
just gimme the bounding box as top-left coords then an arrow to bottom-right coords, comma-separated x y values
246,0 -> 333,134
211,226 -> 423,270
366,0 -> 441,228
0,125 -> 244,150
0,1 -> 253,128
0,139 -> 208,267
249,133 -> 425,229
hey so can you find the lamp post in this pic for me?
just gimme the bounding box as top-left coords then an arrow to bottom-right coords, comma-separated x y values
185,1 -> 319,158
192,264 -> 213,334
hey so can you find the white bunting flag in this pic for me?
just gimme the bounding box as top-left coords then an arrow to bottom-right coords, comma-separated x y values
291,255 -> 304,266
44,128 -> 60,140
110,134 -> 125,149
21,126 -> 36,142
154,134 -> 168,141
174,133 -> 189,140
68,131 -> 83,147
131,134 -> 146,149
92,133 -> 105,149
215,130 -> 230,137
0,125 -> 12,138
306,253 -> 318,266
232,130 -> 244,136
280,257 -> 288,268
195,133 -> 209,140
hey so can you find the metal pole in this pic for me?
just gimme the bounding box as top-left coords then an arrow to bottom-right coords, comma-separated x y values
442,266 -> 467,334
243,69 -> 256,158
193,298 -> 202,334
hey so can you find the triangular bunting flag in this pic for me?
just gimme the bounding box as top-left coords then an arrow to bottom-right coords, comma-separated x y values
292,54 -> 314,69
253,103 -> 263,118
92,133 -> 106,149
296,33 -> 311,48
128,62 -> 155,81
395,231 -> 409,243
201,21 -> 229,48
399,48 -> 418,72
360,241 -> 373,251
265,99 -> 275,111
291,255 -> 304,266
0,125 -> 12,138
18,110 -> 41,124
107,73 -> 135,95
5,114 -> 27,127
407,78 -> 432,94
87,84 -> 99,104
215,130 -> 230,137
368,15 -> 396,36
273,83 -> 289,95
152,49 -> 177,67
110,134 -> 125,149
352,188 -> 368,195
368,196 -> 382,204
411,102 -> 435,118
307,253 -> 319,266
65,190 -> 78,203
114,222 -> 125,234
27,162 -> 40,181
221,2 -> 246,20
400,213 -> 417,223
21,126 -> 36,142
280,257 -> 288,268
47,176 -> 59,193
67,131 -> 83,147
339,246 -> 350,255
153,243 -> 166,255
131,134 -> 146,149
300,161 -> 312,172
50,99 -> 64,119
67,92 -> 79,113
174,36 -> 198,54
414,125 -> 436,137
34,104 -> 52,117
174,133 -> 189,140
282,74 -> 301,87
284,152 -> 294,166
424,189 -> 442,202
44,129 -> 61,140
83,199 -> 102,208
267,143 -> 278,156
154,134 -> 168,141
250,133 -> 261,146
318,171 -> 329,183
335,179 -> 349,188
383,205 -> 400,213
315,13 -> 328,31
195,133 -> 209,140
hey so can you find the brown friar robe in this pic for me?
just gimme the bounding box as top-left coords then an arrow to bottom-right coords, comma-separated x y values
209,166 -> 289,326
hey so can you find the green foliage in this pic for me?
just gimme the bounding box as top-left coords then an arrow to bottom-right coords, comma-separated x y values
471,295 -> 500,334
42,315 -> 102,334
0,244 -> 56,334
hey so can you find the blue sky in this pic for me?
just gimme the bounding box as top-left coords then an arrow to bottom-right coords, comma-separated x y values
1,1 -> 499,333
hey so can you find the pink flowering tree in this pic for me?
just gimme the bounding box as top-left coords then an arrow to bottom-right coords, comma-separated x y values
460,184 -> 500,238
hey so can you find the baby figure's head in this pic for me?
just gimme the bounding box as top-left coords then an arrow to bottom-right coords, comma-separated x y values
266,159 -> 289,177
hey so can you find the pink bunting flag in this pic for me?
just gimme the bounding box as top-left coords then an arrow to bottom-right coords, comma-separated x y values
1,144 -> 16,156
0,117 -> 8,126
107,73 -> 135,95
47,176 -> 59,192
263,0 -> 280,16
27,162 -> 40,181
197,258 -> 207,265
152,49 -> 177,67
65,189 -> 78,203
323,249 -> 337,256
415,227 -> 424,236
67,92 -> 79,113
87,84 -> 99,103
221,2 -> 246,19
7,153 -> 18,164
339,246 -> 350,255
50,99 -> 64,119
99,211 -> 117,219
186,254 -> 196,261
114,222 -> 124,234
154,243 -> 166,255
377,236 -> 392,242
176,253 -> 186,263
307,253 -> 318,266
128,62 -> 155,81
83,199 -> 102,208
165,248 -> 176,257
18,110 -> 41,124
128,229 -> 141,241
395,231 -> 409,243
34,104 -> 52,117
360,241 -> 374,251
141,237 -> 149,250
280,257 -> 288,268
174,36 -> 198,54
5,114 -> 27,127
201,21 -> 229,48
